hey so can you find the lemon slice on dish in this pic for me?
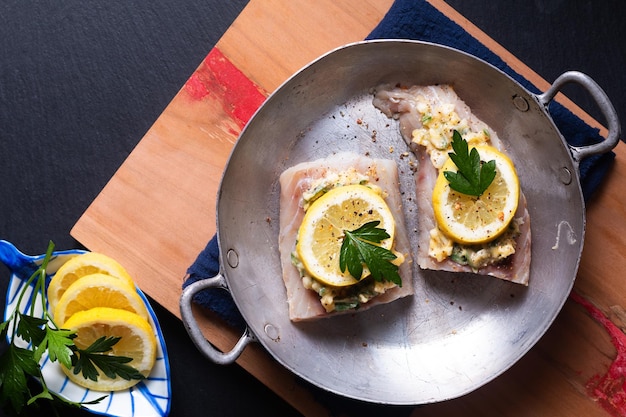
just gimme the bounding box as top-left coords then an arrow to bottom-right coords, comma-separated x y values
432,145 -> 520,245
48,252 -> 135,311
61,307 -> 157,391
53,273 -> 149,326
296,184 -> 395,287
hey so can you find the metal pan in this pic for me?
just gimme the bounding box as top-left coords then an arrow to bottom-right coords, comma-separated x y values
180,40 -> 620,404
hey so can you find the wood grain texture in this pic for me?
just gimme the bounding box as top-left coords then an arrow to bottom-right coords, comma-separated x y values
71,0 -> 624,416
218,0 -> 393,93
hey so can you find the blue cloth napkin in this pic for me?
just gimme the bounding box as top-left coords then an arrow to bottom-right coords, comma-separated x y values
182,0 -> 616,328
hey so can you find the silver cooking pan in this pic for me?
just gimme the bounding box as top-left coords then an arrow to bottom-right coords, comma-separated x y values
180,40 -> 620,405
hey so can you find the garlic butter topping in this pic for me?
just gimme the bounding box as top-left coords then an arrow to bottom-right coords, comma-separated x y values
411,101 -> 491,169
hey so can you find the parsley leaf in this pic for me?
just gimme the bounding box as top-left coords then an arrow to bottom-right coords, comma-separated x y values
0,320 -> 8,340
444,130 -> 496,196
71,336 -> 145,382
16,313 -> 47,347
39,325 -> 75,368
0,344 -> 39,414
0,241 -> 145,415
339,221 -> 402,286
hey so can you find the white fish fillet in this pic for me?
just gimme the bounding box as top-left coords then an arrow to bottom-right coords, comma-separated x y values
278,152 -> 414,321
373,84 -> 502,149
373,84 -> 531,285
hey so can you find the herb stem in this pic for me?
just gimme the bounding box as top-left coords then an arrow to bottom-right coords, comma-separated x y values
11,270 -> 39,340
0,241 -> 139,414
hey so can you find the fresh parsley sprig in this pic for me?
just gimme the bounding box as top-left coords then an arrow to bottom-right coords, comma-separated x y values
339,221 -> 402,286
70,336 -> 145,382
0,241 -> 142,415
444,130 -> 496,196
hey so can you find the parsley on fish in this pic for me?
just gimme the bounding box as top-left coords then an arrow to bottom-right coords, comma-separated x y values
339,221 -> 402,286
444,130 -> 496,196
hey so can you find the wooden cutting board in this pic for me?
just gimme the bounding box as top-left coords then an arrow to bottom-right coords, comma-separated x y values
71,1 -> 626,416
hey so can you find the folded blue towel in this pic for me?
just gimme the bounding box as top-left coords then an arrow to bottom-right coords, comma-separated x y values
183,234 -> 246,328
183,0 -> 615,329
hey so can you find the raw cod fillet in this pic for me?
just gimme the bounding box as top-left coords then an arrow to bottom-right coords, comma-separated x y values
373,84 -> 531,285
278,152 -> 414,321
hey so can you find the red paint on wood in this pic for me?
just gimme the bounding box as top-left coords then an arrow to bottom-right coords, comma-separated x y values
571,291 -> 626,416
184,48 -> 267,131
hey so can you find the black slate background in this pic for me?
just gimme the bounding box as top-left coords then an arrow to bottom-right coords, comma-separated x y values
1,1 -> 623,416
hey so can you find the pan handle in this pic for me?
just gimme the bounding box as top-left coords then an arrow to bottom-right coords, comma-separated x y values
537,71 -> 621,164
179,274 -> 256,365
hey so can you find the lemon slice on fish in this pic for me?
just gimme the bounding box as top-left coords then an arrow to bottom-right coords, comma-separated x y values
296,184 -> 395,287
432,145 -> 520,245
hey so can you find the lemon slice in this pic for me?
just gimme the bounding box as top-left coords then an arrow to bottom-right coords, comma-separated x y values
53,274 -> 149,326
61,307 -> 156,391
432,145 -> 520,244
48,252 -> 135,312
296,184 -> 395,287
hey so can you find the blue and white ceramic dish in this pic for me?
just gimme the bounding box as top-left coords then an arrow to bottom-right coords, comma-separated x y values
0,240 -> 171,417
